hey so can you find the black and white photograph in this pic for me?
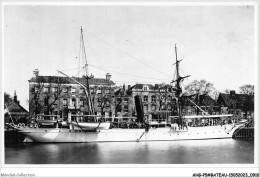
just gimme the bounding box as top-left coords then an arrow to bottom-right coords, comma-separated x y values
1,1 -> 259,178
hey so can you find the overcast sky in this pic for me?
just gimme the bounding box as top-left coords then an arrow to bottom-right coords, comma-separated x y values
3,4 -> 255,110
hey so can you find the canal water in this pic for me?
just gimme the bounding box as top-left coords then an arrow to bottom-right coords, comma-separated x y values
5,139 -> 254,164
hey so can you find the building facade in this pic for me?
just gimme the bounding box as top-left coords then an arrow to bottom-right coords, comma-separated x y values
217,90 -> 254,119
5,91 -> 29,125
28,69 -> 116,120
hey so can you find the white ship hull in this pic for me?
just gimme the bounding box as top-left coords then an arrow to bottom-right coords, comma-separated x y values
12,124 -> 242,143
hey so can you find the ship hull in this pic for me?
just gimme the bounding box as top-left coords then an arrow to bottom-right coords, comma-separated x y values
13,124 -> 241,143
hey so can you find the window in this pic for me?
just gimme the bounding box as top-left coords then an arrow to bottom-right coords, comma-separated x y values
43,87 -> 49,93
161,104 -> 166,110
105,101 -> 110,107
151,95 -> 156,102
143,96 -> 148,102
35,86 -> 39,92
71,88 -> 76,94
124,98 -> 128,103
124,105 -> 129,112
79,99 -> 84,107
97,89 -> 102,94
53,87 -> 58,93
167,96 -> 172,101
63,87 -> 68,93
80,88 -> 85,94
143,86 -> 148,91
90,88 -> 94,94
71,98 -> 76,107
172,98 -> 177,104
143,104 -> 148,113
105,89 -> 110,94
63,99 -> 68,107
167,104 -> 172,110
151,105 -> 156,111
44,97 -> 48,106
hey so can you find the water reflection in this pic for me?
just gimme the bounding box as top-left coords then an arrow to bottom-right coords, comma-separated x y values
5,139 -> 254,164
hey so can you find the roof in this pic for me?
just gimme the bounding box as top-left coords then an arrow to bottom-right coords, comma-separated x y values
114,88 -> 133,96
131,83 -> 173,91
29,76 -> 115,86
217,93 -> 254,110
181,94 -> 219,107
131,84 -> 154,90
6,102 -> 28,115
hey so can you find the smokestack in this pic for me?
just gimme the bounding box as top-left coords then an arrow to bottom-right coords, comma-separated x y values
230,90 -> 236,97
33,69 -> 39,77
13,90 -> 17,103
106,73 -> 111,80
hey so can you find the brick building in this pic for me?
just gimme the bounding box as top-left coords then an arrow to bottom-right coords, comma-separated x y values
28,69 -> 116,120
217,90 -> 254,119
129,83 -> 177,122
4,91 -> 29,125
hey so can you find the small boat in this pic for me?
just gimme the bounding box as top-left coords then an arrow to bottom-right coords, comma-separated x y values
70,121 -> 111,130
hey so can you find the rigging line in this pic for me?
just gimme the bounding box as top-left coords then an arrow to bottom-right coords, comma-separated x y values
112,80 -> 162,84
60,67 -> 82,71
89,64 -> 169,81
74,66 -> 86,77
84,30 -> 172,79
84,38 -> 103,72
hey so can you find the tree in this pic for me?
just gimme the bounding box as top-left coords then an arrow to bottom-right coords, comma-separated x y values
238,84 -> 254,119
184,79 -> 218,114
29,76 -> 68,117
184,80 -> 217,97
239,84 -> 254,95
4,92 -> 13,107
223,89 -> 230,94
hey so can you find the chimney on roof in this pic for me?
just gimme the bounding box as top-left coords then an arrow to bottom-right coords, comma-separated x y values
106,73 -> 111,80
123,84 -> 125,91
33,69 -> 39,77
128,85 -> 131,90
14,90 -> 17,103
230,90 -> 236,97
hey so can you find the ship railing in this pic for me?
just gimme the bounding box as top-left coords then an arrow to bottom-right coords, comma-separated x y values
70,115 -> 141,128
36,114 -> 61,121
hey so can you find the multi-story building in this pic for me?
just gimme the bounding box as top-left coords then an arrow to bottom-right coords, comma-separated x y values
129,83 -> 177,122
217,90 -> 254,119
28,69 -> 115,120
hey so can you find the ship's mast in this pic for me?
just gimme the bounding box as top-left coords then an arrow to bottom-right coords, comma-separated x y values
58,27 -> 94,116
80,26 -> 89,77
172,44 -> 190,127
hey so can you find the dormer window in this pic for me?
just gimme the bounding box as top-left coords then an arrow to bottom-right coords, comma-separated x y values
143,86 -> 148,91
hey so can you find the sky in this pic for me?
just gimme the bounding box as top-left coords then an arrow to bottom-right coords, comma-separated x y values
3,4 -> 255,110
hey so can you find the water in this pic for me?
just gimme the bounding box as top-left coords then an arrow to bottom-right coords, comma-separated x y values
5,139 -> 254,164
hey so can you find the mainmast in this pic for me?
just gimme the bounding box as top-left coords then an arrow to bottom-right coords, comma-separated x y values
58,27 -> 94,116
172,44 -> 190,127
80,26 -> 89,77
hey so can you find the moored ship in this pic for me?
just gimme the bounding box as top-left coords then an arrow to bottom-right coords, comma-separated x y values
6,27 -> 245,143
